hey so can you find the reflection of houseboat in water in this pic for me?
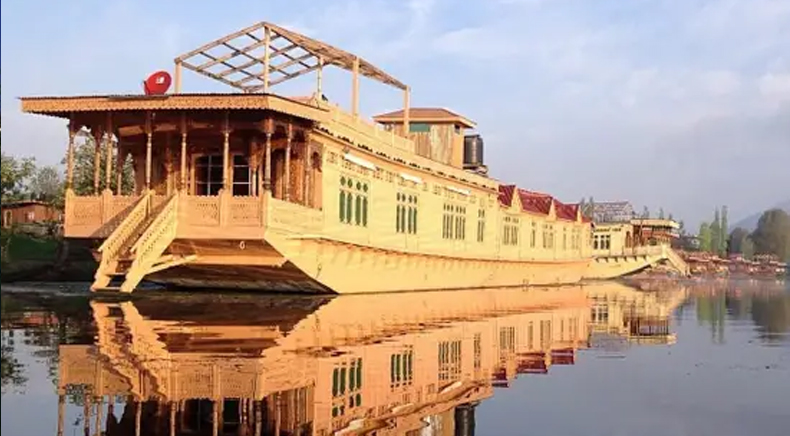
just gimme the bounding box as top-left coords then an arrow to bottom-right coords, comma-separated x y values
21,22 -> 595,294
57,287 -> 598,436
585,281 -> 688,346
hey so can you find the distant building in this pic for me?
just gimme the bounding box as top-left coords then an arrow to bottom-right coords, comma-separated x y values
1,200 -> 62,228
591,201 -> 635,223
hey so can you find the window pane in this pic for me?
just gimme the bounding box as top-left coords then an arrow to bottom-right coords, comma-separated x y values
340,191 -> 346,222
233,167 -> 249,183
209,165 -> 223,184
233,155 -> 248,166
233,183 -> 250,196
409,123 -> 431,133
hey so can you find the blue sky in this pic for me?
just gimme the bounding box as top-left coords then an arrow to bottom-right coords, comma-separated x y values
2,0 -> 789,226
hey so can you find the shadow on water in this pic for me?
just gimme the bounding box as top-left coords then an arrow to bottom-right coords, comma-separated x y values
1,279 -> 788,436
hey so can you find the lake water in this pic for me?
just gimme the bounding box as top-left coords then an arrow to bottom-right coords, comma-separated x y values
1,279 -> 788,436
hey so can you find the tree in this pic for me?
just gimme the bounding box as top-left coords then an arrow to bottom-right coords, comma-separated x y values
742,237 -> 755,260
699,222 -> 712,252
728,227 -> 750,255
710,208 -> 721,256
1,153 -> 36,201
678,220 -> 686,236
29,166 -> 64,205
720,206 -> 729,255
750,209 -> 790,261
66,135 -> 135,196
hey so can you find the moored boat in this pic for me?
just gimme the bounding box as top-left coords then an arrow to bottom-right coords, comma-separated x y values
20,22 -> 593,293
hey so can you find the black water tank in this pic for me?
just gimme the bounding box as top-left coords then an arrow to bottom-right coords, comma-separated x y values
463,134 -> 484,166
454,403 -> 477,436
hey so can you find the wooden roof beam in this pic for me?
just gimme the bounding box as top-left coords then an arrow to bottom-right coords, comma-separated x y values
250,63 -> 323,90
175,21 -> 267,62
232,50 -> 315,87
194,39 -> 270,71
193,51 -> 259,82
218,43 -> 299,79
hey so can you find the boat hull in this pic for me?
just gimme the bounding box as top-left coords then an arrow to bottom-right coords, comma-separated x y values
149,237 -> 590,294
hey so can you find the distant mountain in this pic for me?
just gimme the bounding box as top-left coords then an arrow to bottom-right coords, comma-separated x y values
732,200 -> 790,231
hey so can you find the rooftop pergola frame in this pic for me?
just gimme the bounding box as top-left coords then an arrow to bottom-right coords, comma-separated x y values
174,21 -> 411,129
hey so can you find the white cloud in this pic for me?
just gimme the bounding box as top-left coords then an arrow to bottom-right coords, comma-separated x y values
702,71 -> 741,96
758,73 -> 790,99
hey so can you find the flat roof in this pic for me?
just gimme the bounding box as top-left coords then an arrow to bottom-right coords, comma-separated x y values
19,93 -> 328,122
373,108 -> 476,128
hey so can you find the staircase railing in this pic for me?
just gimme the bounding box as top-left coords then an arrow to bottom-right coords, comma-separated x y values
119,303 -> 171,398
92,191 -> 152,290
120,193 -> 179,293
90,302 -> 144,398
663,246 -> 690,276
97,191 -> 151,257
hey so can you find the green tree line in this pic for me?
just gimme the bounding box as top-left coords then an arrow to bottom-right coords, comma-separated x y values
1,135 -> 133,208
697,205 -> 790,262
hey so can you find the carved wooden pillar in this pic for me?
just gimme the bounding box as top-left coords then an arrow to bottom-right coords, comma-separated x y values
249,136 -> 258,196
145,113 -> 153,191
66,119 -> 76,190
95,395 -> 104,436
169,402 -> 176,436
222,111 -> 231,192
263,127 -> 272,192
116,142 -> 124,196
303,140 -> 311,207
180,113 -> 188,192
165,133 -> 173,195
135,400 -> 142,436
285,123 -> 292,201
212,399 -> 219,436
93,127 -> 103,195
83,392 -> 92,436
351,57 -> 360,118
104,114 -> 113,192
57,392 -> 65,436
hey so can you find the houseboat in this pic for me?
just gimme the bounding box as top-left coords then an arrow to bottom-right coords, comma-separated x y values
20,22 -> 592,293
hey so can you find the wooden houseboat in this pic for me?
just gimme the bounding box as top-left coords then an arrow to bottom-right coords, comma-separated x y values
20,22 -> 593,293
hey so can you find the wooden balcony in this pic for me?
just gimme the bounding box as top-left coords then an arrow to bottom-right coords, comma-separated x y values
64,189 -> 268,240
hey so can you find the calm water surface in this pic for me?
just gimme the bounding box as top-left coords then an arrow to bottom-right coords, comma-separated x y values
1,280 -> 788,436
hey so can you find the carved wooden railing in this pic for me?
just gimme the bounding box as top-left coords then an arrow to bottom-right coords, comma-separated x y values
328,105 -> 416,153
65,190 -> 143,238
267,197 -> 324,234
663,246 -> 690,276
178,192 -> 266,236
323,105 -> 497,191
120,193 -> 179,293
228,196 -> 265,227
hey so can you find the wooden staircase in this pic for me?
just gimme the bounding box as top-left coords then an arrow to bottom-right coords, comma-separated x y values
92,192 -> 192,293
